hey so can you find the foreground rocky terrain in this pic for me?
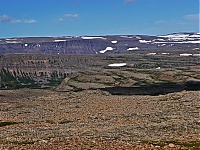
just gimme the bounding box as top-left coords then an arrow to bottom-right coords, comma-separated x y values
0,88 -> 199,149
0,35 -> 200,149
0,63 -> 200,149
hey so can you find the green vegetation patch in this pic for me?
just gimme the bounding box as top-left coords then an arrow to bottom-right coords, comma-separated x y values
0,121 -> 19,127
59,119 -> 73,124
181,141 -> 200,148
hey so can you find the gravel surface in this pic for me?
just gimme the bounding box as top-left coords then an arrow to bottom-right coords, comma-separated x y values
0,89 -> 199,149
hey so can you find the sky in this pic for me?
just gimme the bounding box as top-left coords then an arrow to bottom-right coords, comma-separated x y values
0,0 -> 199,38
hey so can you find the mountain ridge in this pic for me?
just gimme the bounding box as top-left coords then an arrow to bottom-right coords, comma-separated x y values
0,32 -> 199,54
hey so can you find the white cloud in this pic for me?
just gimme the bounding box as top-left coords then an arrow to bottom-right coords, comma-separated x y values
58,18 -> 64,22
23,19 -> 38,23
155,14 -> 199,25
64,14 -> 79,18
0,14 -> 38,24
184,14 -> 199,20
0,15 -> 13,23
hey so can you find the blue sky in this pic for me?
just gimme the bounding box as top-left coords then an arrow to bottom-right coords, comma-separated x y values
0,0 -> 199,38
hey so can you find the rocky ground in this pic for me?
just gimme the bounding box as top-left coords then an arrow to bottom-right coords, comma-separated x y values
0,53 -> 200,149
0,88 -> 199,149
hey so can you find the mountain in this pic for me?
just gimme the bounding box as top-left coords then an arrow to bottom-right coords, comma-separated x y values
0,32 -> 199,54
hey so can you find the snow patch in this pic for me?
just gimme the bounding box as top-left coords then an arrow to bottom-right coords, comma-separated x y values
111,40 -> 118,44
180,53 -> 192,56
189,34 -> 200,38
154,40 -> 200,44
81,36 -> 106,40
159,34 -> 190,40
186,41 -> 200,44
108,63 -> 127,67
155,38 -> 165,41
158,44 -> 166,47
54,40 -> 67,42
158,33 -> 200,42
162,53 -> 170,55
99,47 -> 114,54
147,53 -> 156,55
6,41 -> 20,43
120,36 -> 133,39
193,54 -> 200,56
136,36 -> 141,39
127,47 -> 139,51
139,40 -> 151,43
6,38 -> 18,41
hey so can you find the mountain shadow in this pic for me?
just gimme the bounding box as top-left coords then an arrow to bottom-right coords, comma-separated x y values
100,81 -> 200,96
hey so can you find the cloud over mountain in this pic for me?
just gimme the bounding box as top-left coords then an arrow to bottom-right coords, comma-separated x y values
0,14 -> 38,24
64,14 -> 79,18
184,14 -> 199,20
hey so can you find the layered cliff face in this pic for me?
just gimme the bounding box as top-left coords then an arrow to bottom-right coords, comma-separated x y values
1,52 -> 200,90
0,32 -> 199,54
56,66 -> 200,94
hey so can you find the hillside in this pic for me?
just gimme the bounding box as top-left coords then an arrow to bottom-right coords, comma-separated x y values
0,33 -> 200,149
1,53 -> 200,90
0,33 -> 199,54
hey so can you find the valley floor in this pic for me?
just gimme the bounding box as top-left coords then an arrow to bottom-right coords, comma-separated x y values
0,89 -> 199,149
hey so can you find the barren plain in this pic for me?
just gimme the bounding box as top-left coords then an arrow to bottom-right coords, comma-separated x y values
0,52 -> 200,149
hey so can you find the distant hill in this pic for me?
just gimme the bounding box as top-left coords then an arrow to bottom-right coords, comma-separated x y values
0,32 -> 199,54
